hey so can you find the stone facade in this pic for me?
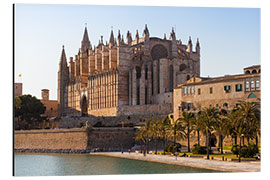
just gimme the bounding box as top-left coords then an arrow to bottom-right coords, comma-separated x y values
14,83 -> 22,97
40,89 -> 58,118
173,65 -> 261,120
58,25 -> 200,117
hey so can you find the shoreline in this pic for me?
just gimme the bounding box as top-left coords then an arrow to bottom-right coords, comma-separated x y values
91,152 -> 260,172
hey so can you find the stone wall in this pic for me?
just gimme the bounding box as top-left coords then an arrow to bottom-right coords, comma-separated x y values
14,127 -> 136,151
15,129 -> 88,150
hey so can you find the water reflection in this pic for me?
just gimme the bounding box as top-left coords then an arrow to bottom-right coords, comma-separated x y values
15,153 -> 219,176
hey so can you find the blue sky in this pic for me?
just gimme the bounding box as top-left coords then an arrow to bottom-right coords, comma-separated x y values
15,4 -> 260,100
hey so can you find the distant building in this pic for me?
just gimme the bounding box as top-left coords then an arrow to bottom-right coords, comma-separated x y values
40,89 -> 58,118
14,83 -> 23,97
173,65 -> 261,120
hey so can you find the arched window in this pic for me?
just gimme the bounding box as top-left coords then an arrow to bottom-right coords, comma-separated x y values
223,103 -> 228,108
169,65 -> 174,92
252,69 -> 257,74
245,70 -> 250,74
248,93 -> 257,99
187,75 -> 190,81
137,87 -> 140,105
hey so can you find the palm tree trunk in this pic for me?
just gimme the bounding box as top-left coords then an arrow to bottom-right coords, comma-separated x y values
207,131 -> 210,160
255,135 -> 258,148
140,140 -> 142,153
188,133 -> 190,152
220,135 -> 223,154
235,136 -> 237,145
242,136 -> 245,146
247,137 -> 250,145
197,130 -> 200,146
155,136 -> 158,154
238,136 -> 242,162
163,135 -> 166,155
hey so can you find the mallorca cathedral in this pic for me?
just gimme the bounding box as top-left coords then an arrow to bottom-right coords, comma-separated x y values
57,25 -> 200,117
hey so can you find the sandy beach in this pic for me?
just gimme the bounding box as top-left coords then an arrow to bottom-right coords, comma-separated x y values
91,152 -> 260,172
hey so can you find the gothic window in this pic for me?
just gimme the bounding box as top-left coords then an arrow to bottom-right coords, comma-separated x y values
145,66 -> 148,80
151,44 -> 168,60
137,87 -> 140,105
136,67 -> 141,79
179,64 -> 187,71
145,87 -> 148,104
169,65 -> 174,92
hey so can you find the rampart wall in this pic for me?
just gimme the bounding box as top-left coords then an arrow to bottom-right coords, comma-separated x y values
14,127 -> 136,151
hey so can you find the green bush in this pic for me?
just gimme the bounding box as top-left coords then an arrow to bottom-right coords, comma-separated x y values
192,144 -> 212,154
165,143 -> 182,153
231,144 -> 258,158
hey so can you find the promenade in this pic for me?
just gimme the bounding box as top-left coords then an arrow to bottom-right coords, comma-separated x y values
92,152 -> 260,172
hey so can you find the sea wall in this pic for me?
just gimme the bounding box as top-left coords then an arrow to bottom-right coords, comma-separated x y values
14,127 -> 136,152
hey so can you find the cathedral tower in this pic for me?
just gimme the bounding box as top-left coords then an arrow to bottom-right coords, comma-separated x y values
57,45 -> 69,117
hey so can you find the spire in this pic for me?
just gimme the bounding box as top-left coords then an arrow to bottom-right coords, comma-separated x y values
109,28 -> 115,45
117,30 -> 121,45
170,27 -> 176,41
82,26 -> 90,42
143,24 -> 149,36
196,38 -> 200,54
81,26 -> 91,52
164,33 -> 167,40
59,45 -> 67,70
126,30 -> 132,45
135,29 -> 139,43
187,36 -> 193,53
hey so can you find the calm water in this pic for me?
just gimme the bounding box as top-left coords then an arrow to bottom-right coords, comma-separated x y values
15,153 -> 219,176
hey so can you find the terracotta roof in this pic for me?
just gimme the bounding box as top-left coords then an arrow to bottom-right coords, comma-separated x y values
244,65 -> 261,70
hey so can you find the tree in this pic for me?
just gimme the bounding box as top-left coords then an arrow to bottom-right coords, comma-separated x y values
149,118 -> 159,154
169,118 -> 185,154
199,107 -> 219,159
214,109 -> 231,154
235,101 -> 260,144
14,95 -> 46,130
178,111 -> 195,152
158,117 -> 171,155
135,120 -> 151,154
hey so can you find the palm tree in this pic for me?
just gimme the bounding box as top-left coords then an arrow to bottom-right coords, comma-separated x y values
178,111 -> 195,152
135,120 -> 151,154
199,107 -> 219,159
149,118 -> 159,154
193,112 -> 203,146
236,101 -> 260,144
214,109 -> 231,154
169,118 -> 185,153
158,117 -> 171,155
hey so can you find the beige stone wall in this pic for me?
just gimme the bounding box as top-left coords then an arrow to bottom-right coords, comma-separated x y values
173,74 -> 260,120
14,128 -> 136,150
15,129 -> 88,150
41,100 -> 58,117
88,107 -> 118,117
118,104 -> 172,116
